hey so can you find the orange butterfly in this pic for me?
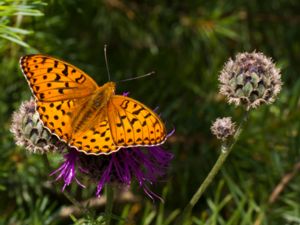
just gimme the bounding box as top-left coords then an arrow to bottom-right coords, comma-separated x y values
20,54 -> 166,155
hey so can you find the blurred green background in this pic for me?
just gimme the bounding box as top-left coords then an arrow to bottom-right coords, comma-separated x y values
1,0 -> 300,224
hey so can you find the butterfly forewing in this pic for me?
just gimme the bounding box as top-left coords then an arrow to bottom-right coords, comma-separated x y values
20,55 -> 98,101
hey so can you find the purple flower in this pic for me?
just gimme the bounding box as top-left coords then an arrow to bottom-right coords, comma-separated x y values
51,144 -> 174,200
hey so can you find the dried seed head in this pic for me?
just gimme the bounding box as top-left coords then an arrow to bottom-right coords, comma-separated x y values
219,52 -> 282,110
211,117 -> 236,141
10,99 -> 65,154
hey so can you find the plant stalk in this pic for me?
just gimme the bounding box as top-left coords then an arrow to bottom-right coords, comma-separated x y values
176,112 -> 249,224
105,184 -> 114,225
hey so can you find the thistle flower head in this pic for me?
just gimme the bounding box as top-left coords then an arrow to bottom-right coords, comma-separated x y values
219,51 -> 282,110
211,117 -> 236,141
10,99 -> 64,154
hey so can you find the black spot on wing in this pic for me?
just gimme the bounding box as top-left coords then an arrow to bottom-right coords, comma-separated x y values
55,74 -> 61,81
75,74 -> 86,84
144,113 -> 151,118
130,118 -> 138,125
62,64 -> 68,76
120,100 -> 129,109
101,131 -> 107,137
41,57 -> 47,64
117,138 -> 125,144
132,108 -> 144,115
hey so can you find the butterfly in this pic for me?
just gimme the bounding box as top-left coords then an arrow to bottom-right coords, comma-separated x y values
20,54 -> 167,155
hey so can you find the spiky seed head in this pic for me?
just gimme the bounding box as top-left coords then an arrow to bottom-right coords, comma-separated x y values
219,51 -> 282,110
211,117 -> 236,141
10,99 -> 65,154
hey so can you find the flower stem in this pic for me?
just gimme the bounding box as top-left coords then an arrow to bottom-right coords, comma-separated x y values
176,112 -> 249,224
105,184 -> 114,225
63,190 -> 85,211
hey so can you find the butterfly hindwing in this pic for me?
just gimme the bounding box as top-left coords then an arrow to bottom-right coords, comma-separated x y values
107,95 -> 166,147
20,54 -> 98,101
70,118 -> 120,155
36,100 -> 74,141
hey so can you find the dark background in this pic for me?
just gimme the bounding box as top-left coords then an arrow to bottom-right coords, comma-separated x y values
1,0 -> 300,224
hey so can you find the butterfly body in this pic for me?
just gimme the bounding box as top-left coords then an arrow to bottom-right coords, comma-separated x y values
71,82 -> 115,135
20,54 -> 166,155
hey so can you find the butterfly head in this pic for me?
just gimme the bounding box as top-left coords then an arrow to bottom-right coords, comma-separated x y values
102,81 -> 116,95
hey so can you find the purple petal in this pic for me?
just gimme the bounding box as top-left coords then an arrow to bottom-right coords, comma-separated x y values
103,146 -> 174,201
50,149 -> 85,191
96,158 -> 113,197
167,128 -> 175,138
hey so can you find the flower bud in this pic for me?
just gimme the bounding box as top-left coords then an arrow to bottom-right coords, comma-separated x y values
10,99 -> 64,154
211,117 -> 236,141
219,52 -> 282,110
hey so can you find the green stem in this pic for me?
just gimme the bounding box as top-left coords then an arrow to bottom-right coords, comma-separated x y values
105,184 -> 114,225
176,112 -> 249,224
63,190 -> 86,212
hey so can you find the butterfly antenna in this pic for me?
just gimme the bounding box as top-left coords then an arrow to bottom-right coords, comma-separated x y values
104,44 -> 111,81
117,71 -> 155,83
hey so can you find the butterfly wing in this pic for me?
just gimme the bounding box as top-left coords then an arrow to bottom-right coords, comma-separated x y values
70,112 -> 120,155
107,95 -> 166,147
20,54 -> 98,101
36,100 -> 75,141
20,54 -> 99,143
